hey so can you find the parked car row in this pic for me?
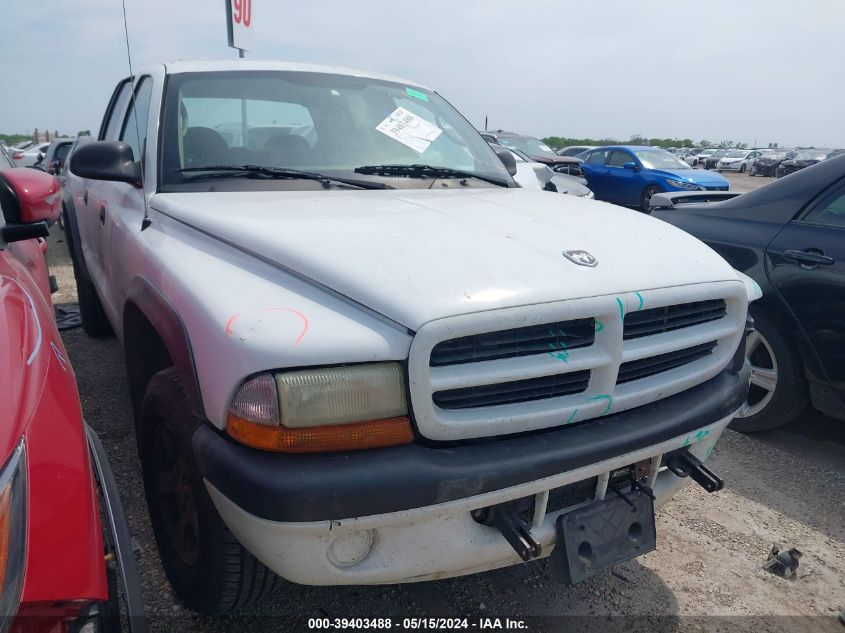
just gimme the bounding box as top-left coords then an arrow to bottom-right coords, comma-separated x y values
3,137 -> 77,173
775,148 -> 845,178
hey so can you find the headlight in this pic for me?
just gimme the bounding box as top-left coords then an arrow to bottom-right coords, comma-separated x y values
665,178 -> 701,191
0,442 -> 26,633
227,363 -> 413,453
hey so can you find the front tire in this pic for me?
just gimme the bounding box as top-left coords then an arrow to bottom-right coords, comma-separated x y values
68,229 -> 113,338
640,184 -> 662,212
138,368 -> 279,613
739,163 -> 747,173
729,308 -> 808,433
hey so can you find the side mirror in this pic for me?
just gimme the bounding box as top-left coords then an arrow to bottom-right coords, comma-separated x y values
533,164 -> 555,186
492,146 -> 518,177
70,141 -> 143,187
623,161 -> 638,170
0,168 -> 60,243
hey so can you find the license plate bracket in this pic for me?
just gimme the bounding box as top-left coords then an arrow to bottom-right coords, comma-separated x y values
549,489 -> 656,585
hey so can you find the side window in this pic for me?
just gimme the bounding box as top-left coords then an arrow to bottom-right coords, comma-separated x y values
586,150 -> 607,165
120,77 -> 153,162
608,151 -> 632,168
102,80 -> 134,141
804,186 -> 845,228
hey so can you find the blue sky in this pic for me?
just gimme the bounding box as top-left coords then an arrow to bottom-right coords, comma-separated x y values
2,0 -> 844,147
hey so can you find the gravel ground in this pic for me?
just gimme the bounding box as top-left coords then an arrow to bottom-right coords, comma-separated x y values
48,173 -> 844,632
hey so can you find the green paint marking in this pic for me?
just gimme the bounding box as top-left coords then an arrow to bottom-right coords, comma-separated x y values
683,436 -> 691,447
695,429 -> 711,442
589,394 -> 613,415
594,319 -> 604,333
616,297 -> 625,320
706,446 -> 715,458
405,87 -> 429,101
635,291 -> 644,310
547,342 -> 569,362
567,409 -> 579,424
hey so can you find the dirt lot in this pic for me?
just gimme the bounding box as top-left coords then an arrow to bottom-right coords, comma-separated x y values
49,172 -> 844,632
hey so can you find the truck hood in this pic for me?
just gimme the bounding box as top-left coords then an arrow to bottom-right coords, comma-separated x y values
152,188 -> 739,330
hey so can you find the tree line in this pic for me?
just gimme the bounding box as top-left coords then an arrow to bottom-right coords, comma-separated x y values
542,134 -> 748,150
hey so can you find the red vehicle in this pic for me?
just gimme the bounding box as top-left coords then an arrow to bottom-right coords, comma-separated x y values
0,167 -> 144,632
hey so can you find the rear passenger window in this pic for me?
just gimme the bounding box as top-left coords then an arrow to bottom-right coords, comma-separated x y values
120,77 -> 153,162
102,80 -> 133,141
804,187 -> 845,228
587,150 -> 607,165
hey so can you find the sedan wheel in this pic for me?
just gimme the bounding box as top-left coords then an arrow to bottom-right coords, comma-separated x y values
738,330 -> 777,418
640,184 -> 662,212
729,308 -> 808,433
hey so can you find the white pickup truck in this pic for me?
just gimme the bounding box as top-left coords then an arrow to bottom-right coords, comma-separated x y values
66,60 -> 757,613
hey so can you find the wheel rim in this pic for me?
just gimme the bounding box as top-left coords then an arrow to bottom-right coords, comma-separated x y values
737,329 -> 778,418
643,187 -> 658,207
153,425 -> 201,566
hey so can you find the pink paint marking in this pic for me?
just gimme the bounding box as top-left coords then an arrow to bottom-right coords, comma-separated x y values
226,308 -> 309,347
262,307 -> 309,347
225,314 -> 240,337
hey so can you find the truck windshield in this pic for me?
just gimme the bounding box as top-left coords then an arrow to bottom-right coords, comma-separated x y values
160,70 -> 510,189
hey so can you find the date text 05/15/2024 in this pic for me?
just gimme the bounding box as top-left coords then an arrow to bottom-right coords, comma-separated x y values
308,618 -> 529,630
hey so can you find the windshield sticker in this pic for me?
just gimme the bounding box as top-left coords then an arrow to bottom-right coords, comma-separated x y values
405,87 -> 429,102
376,106 -> 443,153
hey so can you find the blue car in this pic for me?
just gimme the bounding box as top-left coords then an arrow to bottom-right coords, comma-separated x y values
579,146 -> 731,211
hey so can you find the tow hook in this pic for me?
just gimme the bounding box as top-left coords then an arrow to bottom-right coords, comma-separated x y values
492,507 -> 542,561
667,449 -> 724,492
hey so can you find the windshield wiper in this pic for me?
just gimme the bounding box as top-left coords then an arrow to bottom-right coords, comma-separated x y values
174,165 -> 392,190
354,164 -> 510,187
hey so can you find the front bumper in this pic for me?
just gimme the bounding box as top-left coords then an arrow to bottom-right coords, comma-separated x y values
194,365 -> 749,585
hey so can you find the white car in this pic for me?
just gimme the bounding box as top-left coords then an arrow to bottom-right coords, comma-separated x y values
501,146 -> 593,198
716,149 -> 765,173
11,142 -> 50,168
557,145 -> 596,157
66,59 -> 756,614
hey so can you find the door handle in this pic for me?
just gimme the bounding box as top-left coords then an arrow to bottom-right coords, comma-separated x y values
98,205 -> 106,225
783,249 -> 834,268
83,189 -> 88,205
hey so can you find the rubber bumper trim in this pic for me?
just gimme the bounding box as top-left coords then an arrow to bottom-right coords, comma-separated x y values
193,365 -> 749,523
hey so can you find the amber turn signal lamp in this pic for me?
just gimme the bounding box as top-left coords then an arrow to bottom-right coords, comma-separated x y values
227,413 -> 414,453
